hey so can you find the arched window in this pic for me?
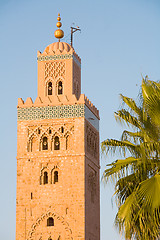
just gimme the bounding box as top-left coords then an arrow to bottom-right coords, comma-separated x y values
44,171 -> 48,184
54,136 -> 60,150
48,82 -> 52,95
54,171 -> 58,184
47,217 -> 54,226
58,81 -> 63,95
42,137 -> 48,150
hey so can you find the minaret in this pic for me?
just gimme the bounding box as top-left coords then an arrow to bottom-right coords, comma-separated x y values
16,14 -> 100,240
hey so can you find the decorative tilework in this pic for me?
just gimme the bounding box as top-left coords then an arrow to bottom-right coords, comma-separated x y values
17,104 -> 99,131
17,104 -> 85,121
37,54 -> 72,61
37,54 -> 81,67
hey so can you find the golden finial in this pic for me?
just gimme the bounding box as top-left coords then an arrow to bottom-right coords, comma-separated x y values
54,13 -> 64,41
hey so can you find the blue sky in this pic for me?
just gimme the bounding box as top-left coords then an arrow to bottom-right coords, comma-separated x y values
0,0 -> 160,239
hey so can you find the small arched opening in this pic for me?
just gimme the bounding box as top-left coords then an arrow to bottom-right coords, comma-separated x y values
42,137 -> 48,150
54,136 -> 60,150
47,217 -> 54,226
48,81 -> 52,95
58,81 -> 63,95
54,171 -> 58,184
44,171 -> 48,184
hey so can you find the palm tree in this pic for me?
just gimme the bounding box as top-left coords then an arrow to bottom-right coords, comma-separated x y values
101,77 -> 160,240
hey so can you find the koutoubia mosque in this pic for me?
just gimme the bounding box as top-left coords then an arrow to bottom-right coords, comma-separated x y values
16,14 -> 100,240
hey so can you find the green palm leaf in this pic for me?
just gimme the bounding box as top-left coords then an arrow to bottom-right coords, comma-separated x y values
103,157 -> 141,180
101,77 -> 160,239
136,174 -> 160,210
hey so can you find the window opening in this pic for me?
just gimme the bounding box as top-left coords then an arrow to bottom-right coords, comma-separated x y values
38,129 -> 41,134
44,171 -> 48,184
58,81 -> 63,95
54,171 -> 58,183
47,217 -> 54,226
54,136 -> 60,150
49,129 -> 52,134
48,82 -> 52,95
31,192 -> 33,199
61,126 -> 64,133
42,137 -> 48,150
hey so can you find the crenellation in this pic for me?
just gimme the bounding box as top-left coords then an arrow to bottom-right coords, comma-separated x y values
18,98 -> 24,107
34,96 -> 43,106
18,94 -> 99,123
37,50 -> 42,56
84,95 -> 100,119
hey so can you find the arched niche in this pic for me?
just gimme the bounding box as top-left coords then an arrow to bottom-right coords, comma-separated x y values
27,211 -> 73,240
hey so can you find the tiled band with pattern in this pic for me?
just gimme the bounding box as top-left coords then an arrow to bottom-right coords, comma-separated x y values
17,104 -> 85,121
37,54 -> 81,67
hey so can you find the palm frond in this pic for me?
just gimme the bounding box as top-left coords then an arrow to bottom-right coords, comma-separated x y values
102,77 -> 160,240
136,174 -> 160,211
103,157 -> 142,180
120,94 -> 142,116
114,109 -> 142,129
101,139 -> 139,157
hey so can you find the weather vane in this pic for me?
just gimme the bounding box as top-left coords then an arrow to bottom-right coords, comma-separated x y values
71,25 -> 81,47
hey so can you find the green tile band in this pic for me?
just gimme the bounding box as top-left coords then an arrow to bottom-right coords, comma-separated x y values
37,54 -> 81,67
17,104 -> 84,121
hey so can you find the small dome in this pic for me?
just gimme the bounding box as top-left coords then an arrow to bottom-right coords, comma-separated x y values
43,42 -> 72,54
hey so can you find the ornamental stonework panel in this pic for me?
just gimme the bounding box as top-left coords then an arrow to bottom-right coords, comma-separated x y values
86,122 -> 99,159
88,167 -> 97,203
45,61 -> 65,79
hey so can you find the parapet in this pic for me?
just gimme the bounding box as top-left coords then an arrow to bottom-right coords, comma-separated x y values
17,94 -> 99,120
84,95 -> 99,119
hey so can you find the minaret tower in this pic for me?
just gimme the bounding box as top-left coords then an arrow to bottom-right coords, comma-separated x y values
16,14 -> 100,240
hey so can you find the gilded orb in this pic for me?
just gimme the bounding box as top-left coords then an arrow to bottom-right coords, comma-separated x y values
57,16 -> 61,21
54,29 -> 64,39
56,22 -> 62,28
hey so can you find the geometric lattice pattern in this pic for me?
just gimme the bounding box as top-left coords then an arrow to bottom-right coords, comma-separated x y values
17,104 -> 85,121
37,54 -> 81,67
45,62 -> 65,79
